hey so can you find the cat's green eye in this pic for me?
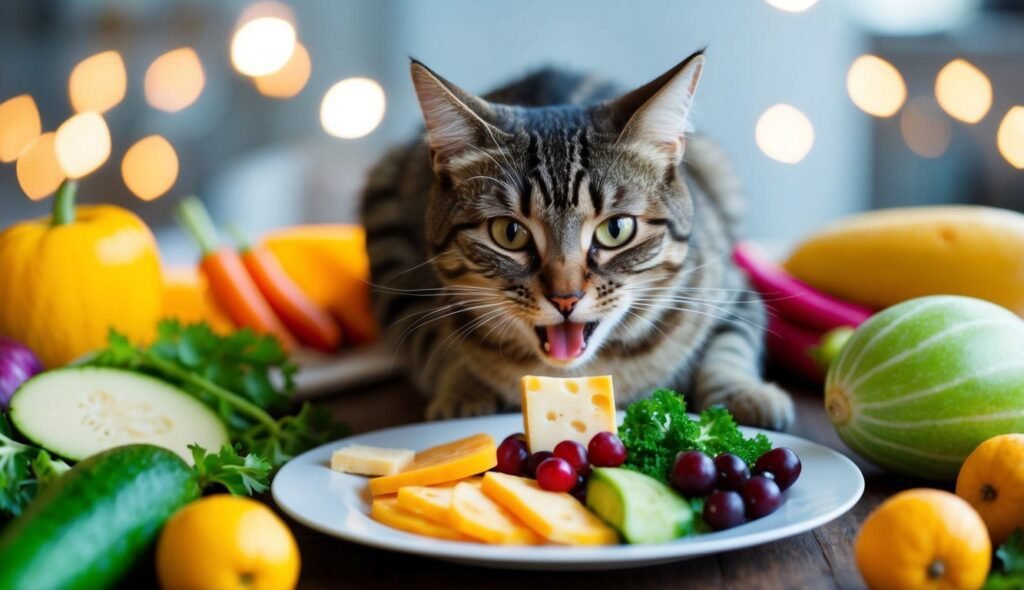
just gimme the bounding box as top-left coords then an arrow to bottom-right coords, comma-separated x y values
594,216 -> 636,249
490,217 -> 531,251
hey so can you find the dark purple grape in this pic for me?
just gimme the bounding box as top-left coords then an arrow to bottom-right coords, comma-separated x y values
536,457 -> 577,492
703,490 -> 746,530
495,436 -> 529,476
525,451 -> 553,478
670,451 -> 717,497
503,432 -> 526,445
754,447 -> 802,491
741,476 -> 782,519
570,474 -> 588,504
553,440 -> 590,476
588,432 -> 627,467
713,453 -> 750,491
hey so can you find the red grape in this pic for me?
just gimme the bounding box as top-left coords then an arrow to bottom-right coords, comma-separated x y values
495,436 -> 529,476
525,451 -> 552,478
503,432 -> 526,444
741,476 -> 782,519
754,447 -> 802,491
703,490 -> 746,530
536,457 -> 577,492
714,453 -> 750,491
553,440 -> 590,475
588,432 -> 627,467
670,451 -> 717,497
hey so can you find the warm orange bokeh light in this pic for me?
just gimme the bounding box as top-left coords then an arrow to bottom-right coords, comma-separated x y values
69,50 -> 127,114
144,47 -> 206,113
16,132 -> 65,200
935,59 -> 992,124
997,106 -> 1024,169
230,17 -> 296,77
254,42 -> 311,99
900,97 -> 951,159
847,55 -> 906,118
320,77 -> 387,139
55,112 -> 111,179
755,104 -> 815,164
0,94 -> 41,163
122,135 -> 179,201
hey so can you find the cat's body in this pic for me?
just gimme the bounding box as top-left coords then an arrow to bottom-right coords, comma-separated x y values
361,53 -> 794,429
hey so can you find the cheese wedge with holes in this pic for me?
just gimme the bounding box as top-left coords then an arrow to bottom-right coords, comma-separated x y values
331,444 -> 414,476
449,482 -> 543,545
482,472 -> 618,546
397,477 -> 482,524
370,497 -> 473,542
369,433 -> 496,495
521,375 -> 617,453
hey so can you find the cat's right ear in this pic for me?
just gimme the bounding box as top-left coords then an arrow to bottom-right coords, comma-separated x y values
410,60 -> 507,172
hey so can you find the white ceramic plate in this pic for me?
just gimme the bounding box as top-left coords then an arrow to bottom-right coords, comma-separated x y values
272,413 -> 864,571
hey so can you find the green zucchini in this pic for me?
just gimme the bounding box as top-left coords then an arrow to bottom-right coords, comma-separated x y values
0,444 -> 199,590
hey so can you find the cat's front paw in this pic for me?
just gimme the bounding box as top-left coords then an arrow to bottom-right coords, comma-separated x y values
703,380 -> 795,431
426,389 -> 499,421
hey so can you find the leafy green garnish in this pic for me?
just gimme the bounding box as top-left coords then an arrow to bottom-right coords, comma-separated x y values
986,529 -> 1024,589
191,444 -> 271,496
91,320 -> 346,468
619,388 -> 771,483
1,415 -> 69,518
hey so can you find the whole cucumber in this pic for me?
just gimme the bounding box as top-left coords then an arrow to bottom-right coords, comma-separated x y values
0,444 -> 200,590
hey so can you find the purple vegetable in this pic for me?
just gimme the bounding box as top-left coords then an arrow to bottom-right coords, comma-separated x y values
0,337 -> 43,410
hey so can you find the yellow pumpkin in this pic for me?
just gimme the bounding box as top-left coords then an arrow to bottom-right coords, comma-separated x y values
956,433 -> 1024,546
0,182 -> 162,367
855,489 -> 990,590
162,266 -> 235,334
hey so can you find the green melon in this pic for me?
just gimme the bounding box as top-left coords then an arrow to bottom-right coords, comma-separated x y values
825,295 -> 1024,480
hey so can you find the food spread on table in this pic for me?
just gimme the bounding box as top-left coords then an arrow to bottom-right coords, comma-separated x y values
1,179 -> 1024,588
329,375 -> 801,545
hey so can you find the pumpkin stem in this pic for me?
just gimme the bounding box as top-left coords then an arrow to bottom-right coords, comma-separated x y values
51,180 -> 78,226
927,560 -> 946,580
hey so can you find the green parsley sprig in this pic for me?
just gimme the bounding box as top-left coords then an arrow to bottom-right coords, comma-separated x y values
0,415 -> 69,518
619,388 -> 771,483
985,529 -> 1024,589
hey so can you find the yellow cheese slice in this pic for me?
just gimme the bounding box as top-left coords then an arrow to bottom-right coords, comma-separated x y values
482,472 -> 619,546
369,433 -> 497,495
370,497 -> 473,542
521,375 -> 617,453
397,476 -> 484,525
331,444 -> 414,476
449,482 -> 543,545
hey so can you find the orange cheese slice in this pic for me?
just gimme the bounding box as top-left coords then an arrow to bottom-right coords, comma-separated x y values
482,472 -> 618,546
369,433 -> 497,496
370,497 -> 473,542
449,482 -> 543,545
397,477 -> 484,524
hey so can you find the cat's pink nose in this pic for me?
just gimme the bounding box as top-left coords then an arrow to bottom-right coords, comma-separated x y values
546,292 -> 583,319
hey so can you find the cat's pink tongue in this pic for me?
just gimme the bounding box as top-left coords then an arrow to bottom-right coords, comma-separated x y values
545,322 -> 586,361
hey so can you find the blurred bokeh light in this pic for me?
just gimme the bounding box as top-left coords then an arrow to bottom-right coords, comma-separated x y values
16,132 -> 64,200
900,97 -> 951,159
68,51 -> 126,114
765,0 -> 818,13
997,107 -> 1024,169
0,95 -> 41,163
55,112 -> 111,179
144,48 -> 206,113
320,78 -> 386,139
756,104 -> 815,164
935,59 -> 992,124
231,17 -> 296,77
122,135 -> 179,201
846,55 -> 906,118
254,42 -> 311,99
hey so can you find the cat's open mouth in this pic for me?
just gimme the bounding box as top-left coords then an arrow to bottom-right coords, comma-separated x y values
534,321 -> 599,362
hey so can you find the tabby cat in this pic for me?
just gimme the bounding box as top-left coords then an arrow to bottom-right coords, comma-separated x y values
360,50 -> 794,429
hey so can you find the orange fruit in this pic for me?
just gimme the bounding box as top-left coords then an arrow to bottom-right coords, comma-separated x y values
957,433 -> 1024,545
855,489 -> 990,590
156,495 -> 300,590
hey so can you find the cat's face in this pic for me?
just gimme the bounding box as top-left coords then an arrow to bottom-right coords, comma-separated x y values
412,53 -> 704,368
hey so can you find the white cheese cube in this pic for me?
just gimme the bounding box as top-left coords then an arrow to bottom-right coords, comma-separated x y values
331,444 -> 415,476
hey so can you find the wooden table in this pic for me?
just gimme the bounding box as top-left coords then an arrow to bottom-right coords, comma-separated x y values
282,374 -> 929,590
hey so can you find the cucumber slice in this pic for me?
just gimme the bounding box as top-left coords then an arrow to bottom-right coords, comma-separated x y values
0,445 -> 200,590
9,367 -> 229,463
586,467 -> 693,544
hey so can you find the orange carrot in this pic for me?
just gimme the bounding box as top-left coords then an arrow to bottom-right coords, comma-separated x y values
239,243 -> 342,352
177,197 -> 297,350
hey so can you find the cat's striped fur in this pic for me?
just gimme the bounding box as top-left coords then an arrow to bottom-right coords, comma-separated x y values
361,51 -> 794,429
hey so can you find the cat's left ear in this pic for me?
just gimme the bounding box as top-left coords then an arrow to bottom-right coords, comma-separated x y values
607,50 -> 705,165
